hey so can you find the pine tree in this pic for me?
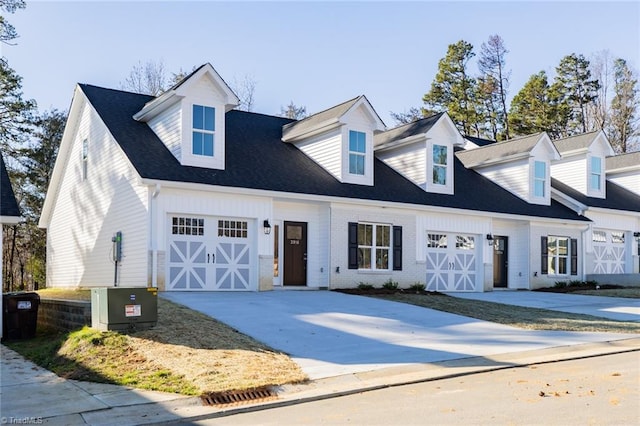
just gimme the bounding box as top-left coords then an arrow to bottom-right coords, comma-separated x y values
0,0 -> 26,44
553,53 -> 600,135
280,101 -> 307,120
609,59 -> 639,153
423,40 -> 479,135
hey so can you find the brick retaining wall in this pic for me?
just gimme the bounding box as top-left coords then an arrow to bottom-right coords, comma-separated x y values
38,299 -> 91,332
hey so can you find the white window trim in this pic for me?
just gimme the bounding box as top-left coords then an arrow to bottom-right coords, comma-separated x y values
587,155 -> 604,197
358,222 -> 391,271
192,105 -> 216,158
426,141 -> 454,195
533,160 -> 546,198
348,130 -> 366,176
180,100 -> 225,170
547,235 -> 570,276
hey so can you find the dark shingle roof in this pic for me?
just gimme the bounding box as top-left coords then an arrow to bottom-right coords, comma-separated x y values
282,96 -> 360,141
80,84 -> 588,222
552,178 -> 640,213
1,154 -> 20,218
374,113 -> 444,148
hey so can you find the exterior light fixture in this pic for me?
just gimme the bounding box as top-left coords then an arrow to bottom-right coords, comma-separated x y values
486,234 -> 494,246
263,219 -> 272,235
634,232 -> 640,240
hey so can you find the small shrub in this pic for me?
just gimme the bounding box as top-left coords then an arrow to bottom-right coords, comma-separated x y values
409,282 -> 426,292
357,282 -> 374,290
554,281 -> 567,288
568,280 -> 584,287
586,280 -> 598,287
382,279 -> 399,290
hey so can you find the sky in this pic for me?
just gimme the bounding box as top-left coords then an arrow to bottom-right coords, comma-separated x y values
2,1 -> 640,126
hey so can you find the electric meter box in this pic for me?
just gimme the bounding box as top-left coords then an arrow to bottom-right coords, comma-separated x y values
91,287 -> 158,331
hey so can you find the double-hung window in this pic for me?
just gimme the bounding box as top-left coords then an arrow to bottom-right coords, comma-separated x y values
590,157 -> 602,191
432,145 -> 447,185
357,223 -> 390,270
349,130 -> 366,175
547,236 -> 568,275
192,105 -> 215,157
534,161 -> 546,197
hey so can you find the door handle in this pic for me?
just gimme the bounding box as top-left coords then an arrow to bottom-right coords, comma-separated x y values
207,253 -> 210,263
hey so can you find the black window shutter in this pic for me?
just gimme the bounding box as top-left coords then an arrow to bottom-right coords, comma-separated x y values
348,222 -> 358,269
570,238 -> 578,275
393,226 -> 402,271
541,236 -> 548,275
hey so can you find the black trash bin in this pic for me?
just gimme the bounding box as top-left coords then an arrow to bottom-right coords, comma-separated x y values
2,292 -> 40,340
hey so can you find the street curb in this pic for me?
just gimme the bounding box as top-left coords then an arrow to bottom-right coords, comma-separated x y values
158,337 -> 640,423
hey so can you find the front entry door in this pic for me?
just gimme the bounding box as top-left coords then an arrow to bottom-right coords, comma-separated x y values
493,236 -> 508,288
283,221 -> 307,286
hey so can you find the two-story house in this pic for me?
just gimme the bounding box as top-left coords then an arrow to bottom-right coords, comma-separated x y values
39,63 -> 639,293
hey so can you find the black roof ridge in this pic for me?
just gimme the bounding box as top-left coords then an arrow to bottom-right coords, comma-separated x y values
79,83 -> 156,99
230,108 -> 296,122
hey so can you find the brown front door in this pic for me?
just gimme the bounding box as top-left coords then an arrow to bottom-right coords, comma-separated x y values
284,221 -> 307,286
493,236 -> 508,288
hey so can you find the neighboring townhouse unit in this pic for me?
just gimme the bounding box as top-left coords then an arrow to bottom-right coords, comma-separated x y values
1,153 -> 23,338
39,63 -> 638,293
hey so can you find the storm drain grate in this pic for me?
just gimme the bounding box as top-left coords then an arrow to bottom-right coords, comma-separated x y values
200,387 -> 278,406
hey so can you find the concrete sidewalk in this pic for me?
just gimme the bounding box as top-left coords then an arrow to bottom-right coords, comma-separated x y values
2,291 -> 639,424
2,339 -> 639,425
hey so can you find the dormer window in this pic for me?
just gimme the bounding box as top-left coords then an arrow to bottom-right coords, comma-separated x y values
192,105 -> 215,157
534,160 -> 546,197
432,144 -> 448,185
349,130 -> 366,175
590,157 -> 602,191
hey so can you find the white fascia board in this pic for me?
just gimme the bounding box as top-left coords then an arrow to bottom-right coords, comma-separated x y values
606,165 -> 640,174
438,113 -> 466,147
540,134 -> 561,160
281,119 -> 341,142
139,178 -> 589,225
344,96 -> 386,131
132,91 -> 182,122
550,187 -> 588,216
374,133 -> 426,153
39,86 -> 86,228
587,206 -> 640,218
0,216 -> 23,224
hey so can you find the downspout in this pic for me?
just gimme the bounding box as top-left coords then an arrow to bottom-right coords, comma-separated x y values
580,207 -> 591,280
151,184 -> 161,288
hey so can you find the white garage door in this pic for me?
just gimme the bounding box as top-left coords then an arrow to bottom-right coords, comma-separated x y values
592,230 -> 625,274
426,233 -> 478,292
167,216 -> 254,291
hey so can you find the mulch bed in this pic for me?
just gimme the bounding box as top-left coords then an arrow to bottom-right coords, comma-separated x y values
533,284 -> 626,294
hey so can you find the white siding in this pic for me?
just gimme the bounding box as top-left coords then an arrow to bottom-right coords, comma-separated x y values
492,220 -> 530,289
47,98 -> 149,288
529,223 -> 585,289
330,204 -> 418,288
377,140 -> 426,189
274,201 -> 330,288
295,128 -> 342,180
476,158 -> 530,202
608,172 -> 640,195
551,156 -> 587,194
148,102 -> 182,160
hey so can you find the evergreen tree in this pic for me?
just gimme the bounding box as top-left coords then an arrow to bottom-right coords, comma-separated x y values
553,53 -> 600,134
478,34 -> 510,139
423,40 -> 479,135
476,75 -> 502,140
0,0 -> 26,44
0,57 -> 35,158
609,59 -> 639,153
508,71 -> 568,138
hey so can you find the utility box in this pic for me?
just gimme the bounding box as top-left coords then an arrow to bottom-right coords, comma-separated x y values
91,287 -> 157,332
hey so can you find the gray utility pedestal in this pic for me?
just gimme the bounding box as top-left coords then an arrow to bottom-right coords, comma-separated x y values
91,287 -> 158,331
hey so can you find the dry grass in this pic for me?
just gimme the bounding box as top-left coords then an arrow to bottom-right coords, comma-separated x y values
374,293 -> 640,334
16,289 -> 308,395
571,288 -> 640,299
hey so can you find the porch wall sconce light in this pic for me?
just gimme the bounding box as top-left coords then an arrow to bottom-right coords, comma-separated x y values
263,219 -> 272,235
486,234 -> 494,246
634,231 -> 640,239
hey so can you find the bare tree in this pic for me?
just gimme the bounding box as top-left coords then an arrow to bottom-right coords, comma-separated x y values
609,59 -> 639,153
390,107 -> 424,125
232,74 -> 257,112
478,34 -> 511,139
280,101 -> 307,119
121,59 -> 168,96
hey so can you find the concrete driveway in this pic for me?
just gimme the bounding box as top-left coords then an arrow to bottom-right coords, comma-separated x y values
161,291 -> 638,380
449,291 -> 640,322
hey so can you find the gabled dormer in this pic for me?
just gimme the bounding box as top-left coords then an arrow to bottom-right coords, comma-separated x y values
606,151 -> 640,196
133,63 -> 240,170
456,132 -> 560,205
282,96 -> 385,186
551,131 -> 615,199
374,113 -> 464,195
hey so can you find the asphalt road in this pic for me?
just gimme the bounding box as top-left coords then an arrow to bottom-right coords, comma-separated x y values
196,350 -> 640,426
